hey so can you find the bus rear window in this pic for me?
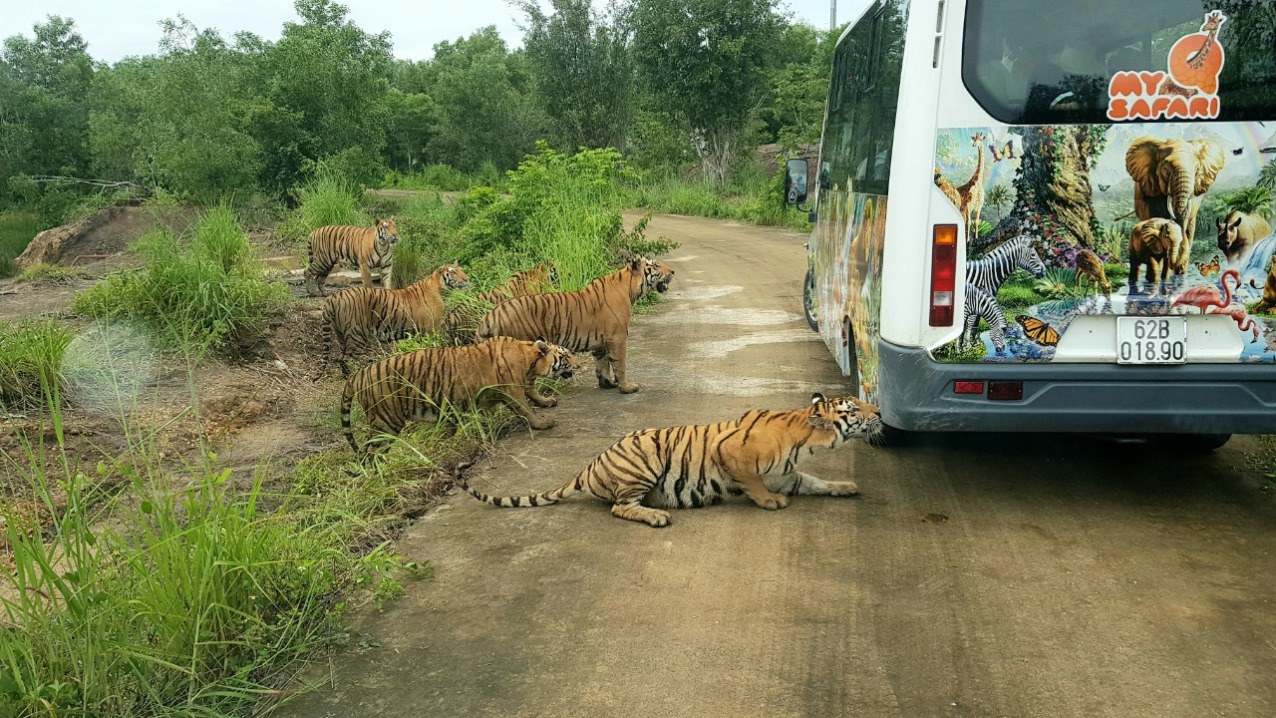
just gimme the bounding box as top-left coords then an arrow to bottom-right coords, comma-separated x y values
962,0 -> 1276,124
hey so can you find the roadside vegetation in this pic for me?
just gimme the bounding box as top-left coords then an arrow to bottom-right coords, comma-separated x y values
0,0 -> 826,714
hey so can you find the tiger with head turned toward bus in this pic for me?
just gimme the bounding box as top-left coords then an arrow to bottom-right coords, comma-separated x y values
454,393 -> 883,527
475,256 -> 675,394
305,217 -> 399,296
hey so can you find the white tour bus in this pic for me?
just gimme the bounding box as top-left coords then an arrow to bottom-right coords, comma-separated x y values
789,0 -> 1276,449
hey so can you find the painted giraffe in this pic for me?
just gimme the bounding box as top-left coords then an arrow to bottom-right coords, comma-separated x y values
956,133 -> 987,240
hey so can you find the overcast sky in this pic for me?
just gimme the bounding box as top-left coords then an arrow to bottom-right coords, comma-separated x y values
0,1 -> 870,64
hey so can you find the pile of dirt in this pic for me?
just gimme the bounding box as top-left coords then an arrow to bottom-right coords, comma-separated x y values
14,204 -> 199,270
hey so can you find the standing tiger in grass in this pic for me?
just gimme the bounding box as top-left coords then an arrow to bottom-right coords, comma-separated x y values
324,263 -> 469,374
340,337 -> 580,459
454,393 -> 883,527
441,262 -> 558,345
305,217 -> 399,296
475,257 -> 674,394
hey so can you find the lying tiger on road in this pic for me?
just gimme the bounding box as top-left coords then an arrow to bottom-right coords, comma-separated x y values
454,393 -> 883,527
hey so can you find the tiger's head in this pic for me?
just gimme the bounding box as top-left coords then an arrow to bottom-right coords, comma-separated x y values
375,217 -> 399,246
533,339 -> 579,380
633,257 -> 675,294
808,393 -> 884,447
438,263 -> 471,290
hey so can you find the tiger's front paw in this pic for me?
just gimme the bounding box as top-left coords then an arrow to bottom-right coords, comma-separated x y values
528,417 -> 556,430
597,375 -> 618,389
828,481 -> 859,496
752,492 -> 789,510
529,394 -> 557,408
618,382 -> 640,394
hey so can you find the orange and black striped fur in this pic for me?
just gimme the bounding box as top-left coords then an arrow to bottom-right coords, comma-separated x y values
305,217 -> 399,296
442,262 -> 558,345
341,337 -> 580,459
324,263 -> 470,374
474,257 -> 674,394
455,393 -> 883,527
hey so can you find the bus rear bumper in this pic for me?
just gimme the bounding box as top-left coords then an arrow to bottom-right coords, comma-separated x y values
877,340 -> 1276,434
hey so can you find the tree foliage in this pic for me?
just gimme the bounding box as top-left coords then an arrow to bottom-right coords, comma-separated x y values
630,0 -> 785,183
0,0 -> 844,208
518,0 -> 634,152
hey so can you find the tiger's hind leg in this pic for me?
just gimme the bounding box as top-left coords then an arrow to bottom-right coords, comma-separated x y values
593,349 -> 618,389
766,472 -> 859,497
609,482 -> 671,527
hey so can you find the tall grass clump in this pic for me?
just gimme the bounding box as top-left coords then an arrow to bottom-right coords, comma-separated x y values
0,212 -> 41,277
0,409 -> 414,715
0,320 -> 72,411
72,206 -> 289,353
276,170 -> 370,244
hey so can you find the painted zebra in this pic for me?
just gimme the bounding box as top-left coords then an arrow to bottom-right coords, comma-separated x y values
966,235 -> 1046,296
962,282 -> 1007,353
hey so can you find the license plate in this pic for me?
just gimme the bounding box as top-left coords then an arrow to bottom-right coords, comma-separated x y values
1117,317 -> 1186,364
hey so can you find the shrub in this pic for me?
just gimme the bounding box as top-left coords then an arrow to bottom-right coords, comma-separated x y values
73,206 -> 289,353
0,212 -> 41,277
0,320 -> 72,410
275,170 -> 369,244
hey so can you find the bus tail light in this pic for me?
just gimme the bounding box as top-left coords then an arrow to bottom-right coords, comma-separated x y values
929,224 -> 958,326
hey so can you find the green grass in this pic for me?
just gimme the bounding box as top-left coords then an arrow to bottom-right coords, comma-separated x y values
276,171 -> 370,246
0,212 -> 41,278
15,263 -> 79,284
626,165 -> 813,232
72,206 -> 290,355
0,320 -> 73,411
0,389 -> 425,716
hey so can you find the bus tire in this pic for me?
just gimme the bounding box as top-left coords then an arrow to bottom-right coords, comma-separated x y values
803,269 -> 819,332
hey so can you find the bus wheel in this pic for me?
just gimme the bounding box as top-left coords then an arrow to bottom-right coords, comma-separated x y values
1154,433 -> 1231,453
803,269 -> 818,332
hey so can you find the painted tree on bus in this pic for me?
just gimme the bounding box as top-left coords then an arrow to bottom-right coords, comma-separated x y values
977,125 -> 1109,261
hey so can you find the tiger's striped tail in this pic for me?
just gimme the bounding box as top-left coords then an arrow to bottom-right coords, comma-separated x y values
452,458 -> 583,508
340,375 -> 362,457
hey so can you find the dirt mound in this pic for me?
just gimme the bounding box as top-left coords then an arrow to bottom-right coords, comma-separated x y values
15,204 -> 199,269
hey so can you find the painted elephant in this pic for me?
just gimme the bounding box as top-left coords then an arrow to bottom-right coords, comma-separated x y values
1125,137 -> 1225,275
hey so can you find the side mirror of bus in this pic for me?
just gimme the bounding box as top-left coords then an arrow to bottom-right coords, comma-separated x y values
784,158 -> 809,205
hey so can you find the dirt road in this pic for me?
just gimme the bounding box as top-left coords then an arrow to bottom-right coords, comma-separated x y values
278,213 -> 1276,718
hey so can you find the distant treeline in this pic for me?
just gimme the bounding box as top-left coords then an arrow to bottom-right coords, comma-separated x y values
0,0 -> 844,210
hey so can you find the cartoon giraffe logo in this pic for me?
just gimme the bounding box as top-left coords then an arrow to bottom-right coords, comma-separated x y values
1108,12 -> 1227,122
1168,11 -> 1226,95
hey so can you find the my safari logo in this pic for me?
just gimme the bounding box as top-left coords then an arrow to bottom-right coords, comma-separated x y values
1107,11 -> 1226,122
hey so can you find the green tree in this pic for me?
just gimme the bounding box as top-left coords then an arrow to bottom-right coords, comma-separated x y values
428,27 -> 543,170
630,0 -> 784,184
985,184 -> 1012,222
1259,159 -> 1276,192
517,0 -> 634,151
1222,186 -> 1274,219
0,16 -> 94,182
89,19 -> 263,199
245,0 -> 393,192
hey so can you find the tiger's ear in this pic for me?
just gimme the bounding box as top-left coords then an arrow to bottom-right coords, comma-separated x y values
629,257 -> 643,270
534,339 -> 550,355
811,392 -> 826,405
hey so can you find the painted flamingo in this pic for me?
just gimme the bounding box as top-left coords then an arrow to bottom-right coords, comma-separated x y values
1171,270 -> 1260,341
